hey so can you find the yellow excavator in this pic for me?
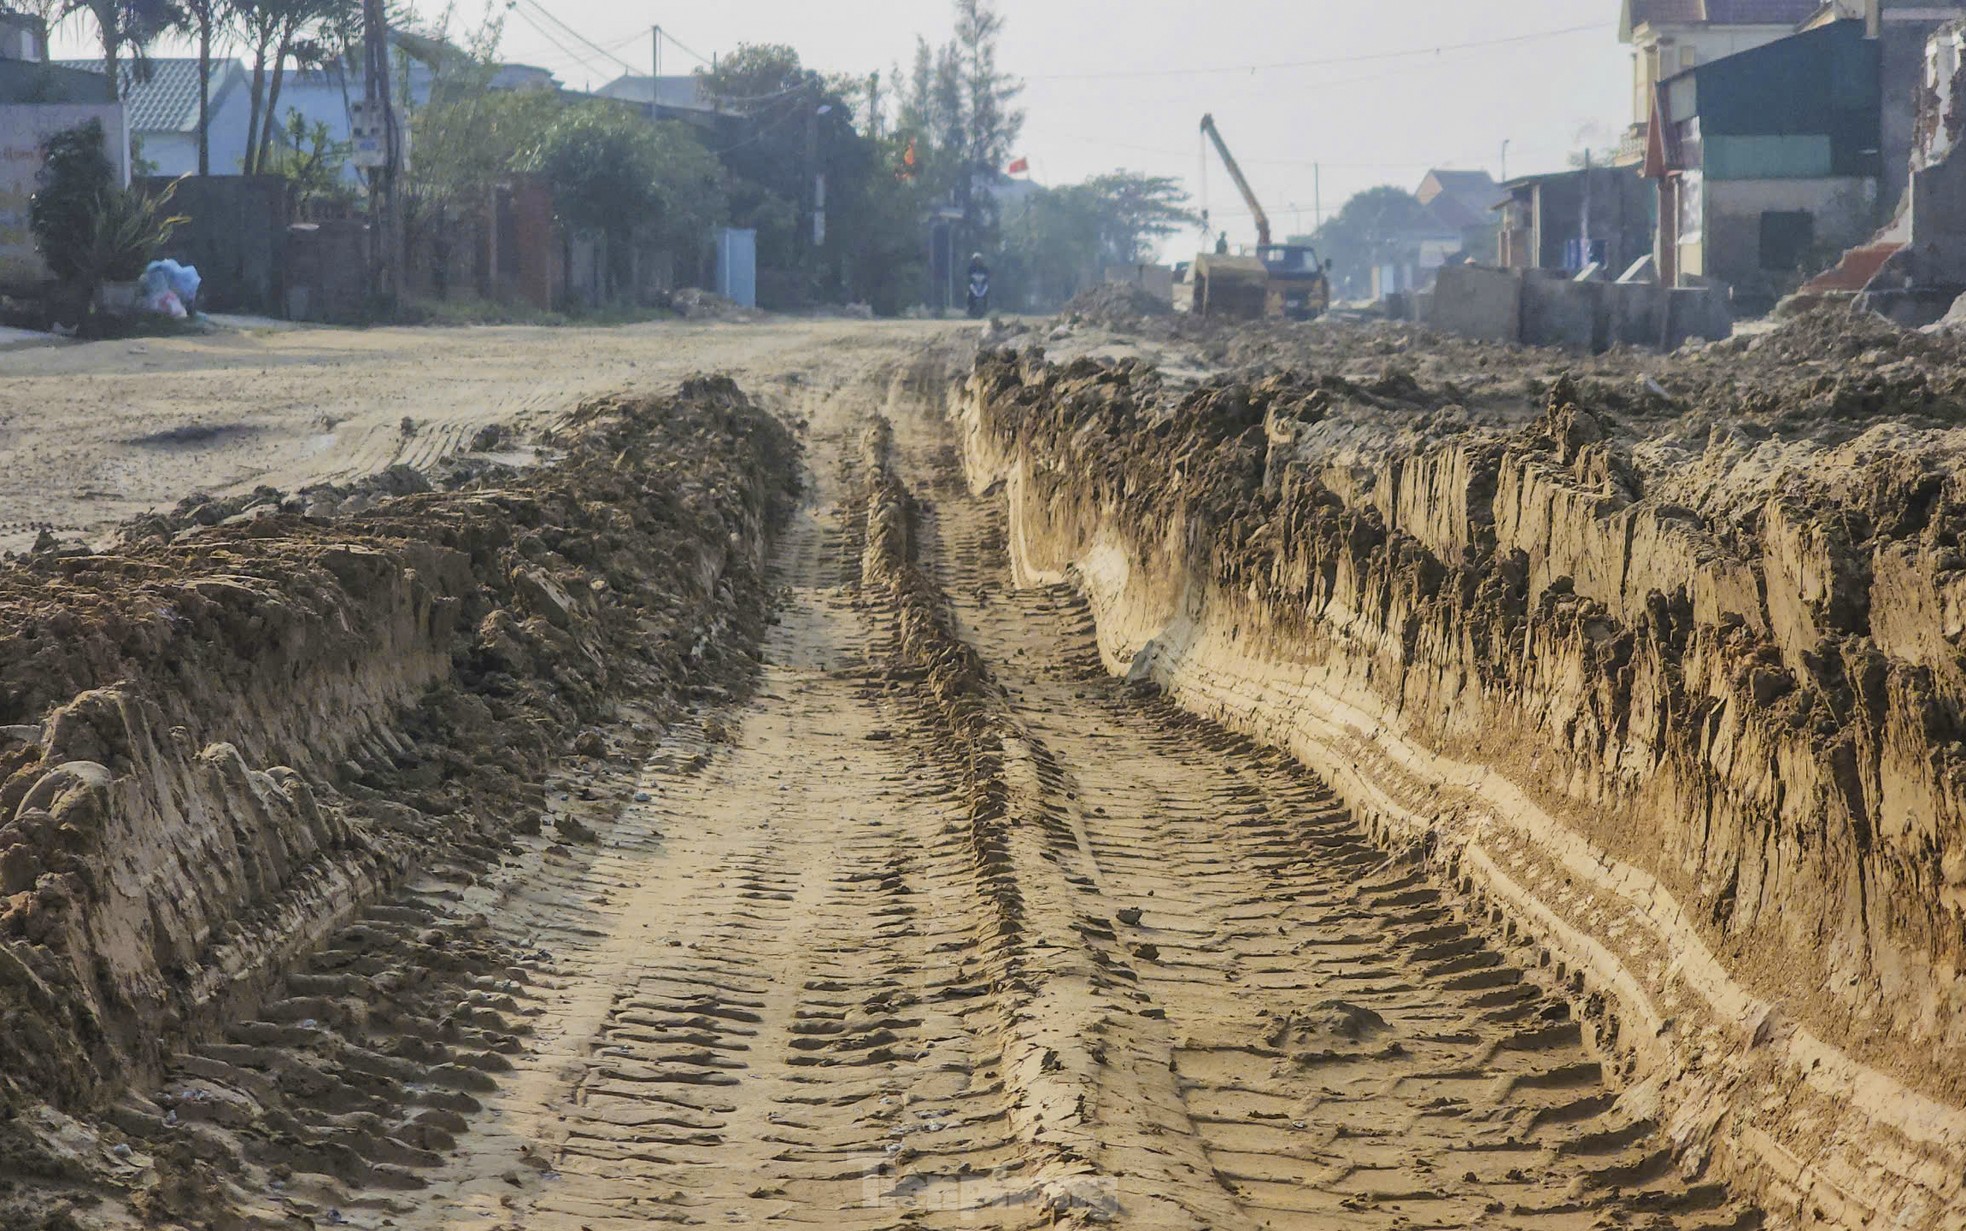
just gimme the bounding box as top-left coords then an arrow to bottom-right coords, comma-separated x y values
1189,113 -> 1332,321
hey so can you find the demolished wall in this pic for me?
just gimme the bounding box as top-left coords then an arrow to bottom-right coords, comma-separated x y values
957,346 -> 1966,1227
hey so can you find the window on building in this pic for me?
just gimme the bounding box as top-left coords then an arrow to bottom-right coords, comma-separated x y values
1760,211 -> 1815,271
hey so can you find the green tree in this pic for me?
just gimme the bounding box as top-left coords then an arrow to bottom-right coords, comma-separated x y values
523,103 -> 726,300
696,43 -> 929,310
234,0 -> 357,174
62,0 -> 183,102
994,172 -> 1195,311
263,108 -> 353,211
892,0 -> 1024,287
1298,186 -> 1438,299
952,0 -> 1021,243
407,59 -> 561,211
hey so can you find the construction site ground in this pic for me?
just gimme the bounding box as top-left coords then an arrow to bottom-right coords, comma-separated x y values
10,308 -> 1966,1230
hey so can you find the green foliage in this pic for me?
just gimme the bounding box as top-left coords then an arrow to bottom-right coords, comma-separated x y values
407,61 -> 560,211
234,0 -> 360,173
1297,185 -> 1442,298
893,0 -> 1024,259
522,104 -> 727,297
29,121 -> 187,302
264,109 -> 354,212
995,172 -> 1194,311
29,121 -> 114,283
86,177 -> 188,281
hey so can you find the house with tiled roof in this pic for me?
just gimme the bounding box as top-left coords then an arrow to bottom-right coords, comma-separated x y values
55,58 -> 251,175
1415,168 -> 1502,262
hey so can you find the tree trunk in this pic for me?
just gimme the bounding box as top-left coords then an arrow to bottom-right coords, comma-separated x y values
257,26 -> 295,175
244,37 -> 269,174
197,16 -> 211,176
97,3 -> 120,103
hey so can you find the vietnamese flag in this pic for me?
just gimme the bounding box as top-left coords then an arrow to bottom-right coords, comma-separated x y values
1006,157 -> 1029,175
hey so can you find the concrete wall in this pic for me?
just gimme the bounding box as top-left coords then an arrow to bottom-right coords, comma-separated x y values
1429,264 -> 1520,342
1103,263 -> 1175,300
1700,176 -> 1880,308
0,102 -> 130,289
1428,263 -> 1728,351
1520,271 -> 1602,350
140,175 -> 290,315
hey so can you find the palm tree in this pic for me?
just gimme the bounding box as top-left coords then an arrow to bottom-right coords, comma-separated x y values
181,0 -> 225,174
234,0 -> 356,174
63,0 -> 184,102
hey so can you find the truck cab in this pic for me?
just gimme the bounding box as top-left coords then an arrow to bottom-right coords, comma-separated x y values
1256,244 -> 1332,321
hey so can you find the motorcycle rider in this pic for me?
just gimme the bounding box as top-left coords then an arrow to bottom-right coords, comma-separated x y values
966,252 -> 991,318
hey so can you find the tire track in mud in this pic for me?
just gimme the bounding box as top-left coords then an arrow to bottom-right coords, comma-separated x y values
351,392 -> 1041,1231
885,386 -> 1763,1230
130,359 -> 1760,1230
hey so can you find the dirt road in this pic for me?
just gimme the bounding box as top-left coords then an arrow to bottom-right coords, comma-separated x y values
0,321 -> 1770,1228
176,351 -> 1747,1231
0,318 -> 948,550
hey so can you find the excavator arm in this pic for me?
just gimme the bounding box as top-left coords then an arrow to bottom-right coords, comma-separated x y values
1200,113 -> 1270,249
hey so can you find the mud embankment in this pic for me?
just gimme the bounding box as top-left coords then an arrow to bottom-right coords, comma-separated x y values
0,379 -> 796,1184
959,348 -> 1966,1227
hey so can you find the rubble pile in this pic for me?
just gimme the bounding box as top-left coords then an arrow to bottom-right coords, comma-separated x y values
1060,282 -> 1174,329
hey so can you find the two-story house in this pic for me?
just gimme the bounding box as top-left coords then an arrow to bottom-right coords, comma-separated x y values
1617,0 -> 1828,165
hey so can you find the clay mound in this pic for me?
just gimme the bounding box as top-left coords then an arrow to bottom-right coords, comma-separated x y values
0,377 -> 798,1211
1062,282 -> 1173,328
962,326 -> 1966,1224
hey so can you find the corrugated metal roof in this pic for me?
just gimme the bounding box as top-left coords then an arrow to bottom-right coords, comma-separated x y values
53,58 -> 244,133
595,74 -> 714,112
1628,0 -> 1821,26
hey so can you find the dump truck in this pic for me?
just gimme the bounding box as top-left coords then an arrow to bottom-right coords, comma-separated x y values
1190,114 -> 1331,322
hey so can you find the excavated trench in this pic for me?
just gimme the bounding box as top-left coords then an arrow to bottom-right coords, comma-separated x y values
8,316 -> 1963,1230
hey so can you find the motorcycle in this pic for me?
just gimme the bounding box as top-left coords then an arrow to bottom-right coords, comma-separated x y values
965,271 -> 990,319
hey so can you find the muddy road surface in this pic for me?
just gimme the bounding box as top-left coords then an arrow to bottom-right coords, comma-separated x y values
325,361 -> 1746,1229
0,318 -> 949,552
0,323 -> 1761,1230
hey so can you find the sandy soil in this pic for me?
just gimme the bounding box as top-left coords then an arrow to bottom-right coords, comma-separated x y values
3,313 -> 1867,1228
0,318 -> 953,551
296,360 -> 1751,1231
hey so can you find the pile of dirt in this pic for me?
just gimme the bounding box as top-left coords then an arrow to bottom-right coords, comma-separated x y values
960,321 -> 1966,1224
1060,282 -> 1173,329
0,378 -> 798,1224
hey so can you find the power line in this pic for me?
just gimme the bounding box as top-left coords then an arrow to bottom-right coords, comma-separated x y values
507,4 -> 617,81
510,0 -> 638,74
1025,22 -> 1605,81
661,30 -> 713,68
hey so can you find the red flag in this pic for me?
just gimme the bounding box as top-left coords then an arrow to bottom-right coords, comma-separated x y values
1006,157 -> 1029,175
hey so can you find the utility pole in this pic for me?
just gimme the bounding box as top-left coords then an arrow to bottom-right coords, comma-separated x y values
1501,139 -> 1511,183
362,0 -> 400,307
1314,163 -> 1322,234
1581,147 -> 1593,268
651,25 -> 661,115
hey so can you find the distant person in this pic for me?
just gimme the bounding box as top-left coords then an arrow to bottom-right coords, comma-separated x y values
1215,232 -> 1229,255
966,253 -> 991,319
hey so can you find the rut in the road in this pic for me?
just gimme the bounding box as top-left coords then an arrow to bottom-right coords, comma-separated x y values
881,387 -> 1761,1229
134,365 -> 1758,1230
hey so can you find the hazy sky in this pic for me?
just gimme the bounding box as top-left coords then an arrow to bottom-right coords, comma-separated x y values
54,1 -> 1637,249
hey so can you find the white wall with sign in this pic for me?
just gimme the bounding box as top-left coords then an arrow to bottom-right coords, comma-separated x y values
0,103 -> 129,288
